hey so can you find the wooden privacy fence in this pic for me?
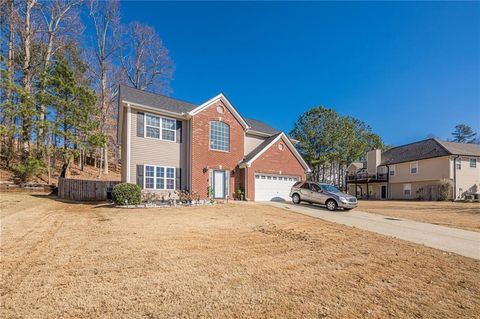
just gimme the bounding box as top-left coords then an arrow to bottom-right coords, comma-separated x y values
58,177 -> 120,201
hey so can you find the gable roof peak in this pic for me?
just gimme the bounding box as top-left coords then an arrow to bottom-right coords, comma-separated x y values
188,92 -> 250,129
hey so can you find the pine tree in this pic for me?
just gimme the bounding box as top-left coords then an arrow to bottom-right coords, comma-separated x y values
451,124 -> 477,143
37,48 -> 105,177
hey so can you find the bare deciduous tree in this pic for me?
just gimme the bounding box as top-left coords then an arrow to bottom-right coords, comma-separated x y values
19,0 -> 37,159
88,0 -> 120,176
117,21 -> 174,93
37,0 -> 83,146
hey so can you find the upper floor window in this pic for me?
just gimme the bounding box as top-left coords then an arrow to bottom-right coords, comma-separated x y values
455,158 -> 461,170
145,114 -> 176,141
389,165 -> 396,176
378,166 -> 387,174
470,158 -> 477,168
410,162 -> 418,174
210,121 -> 229,151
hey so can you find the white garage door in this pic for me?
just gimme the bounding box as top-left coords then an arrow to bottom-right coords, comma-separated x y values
254,174 -> 299,201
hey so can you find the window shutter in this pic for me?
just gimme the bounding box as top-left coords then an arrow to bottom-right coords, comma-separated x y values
137,112 -> 144,137
176,120 -> 182,143
136,165 -> 144,189
176,168 -> 181,190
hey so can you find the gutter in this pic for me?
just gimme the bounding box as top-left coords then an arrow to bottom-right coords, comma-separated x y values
121,100 -> 189,119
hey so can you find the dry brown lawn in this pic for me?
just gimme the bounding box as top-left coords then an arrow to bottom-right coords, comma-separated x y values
1,193 -> 479,318
358,200 -> 480,232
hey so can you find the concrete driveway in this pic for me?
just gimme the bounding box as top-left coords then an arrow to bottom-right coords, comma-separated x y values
269,202 -> 480,260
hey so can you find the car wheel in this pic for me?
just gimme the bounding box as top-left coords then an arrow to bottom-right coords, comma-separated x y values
292,193 -> 301,204
326,199 -> 338,211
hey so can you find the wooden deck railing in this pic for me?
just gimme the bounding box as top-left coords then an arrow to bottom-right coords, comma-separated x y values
347,172 -> 388,182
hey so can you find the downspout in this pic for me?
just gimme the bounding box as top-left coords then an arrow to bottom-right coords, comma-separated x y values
386,164 -> 390,200
245,166 -> 249,201
453,155 -> 459,201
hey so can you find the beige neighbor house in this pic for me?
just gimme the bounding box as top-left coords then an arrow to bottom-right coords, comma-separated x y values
346,139 -> 480,201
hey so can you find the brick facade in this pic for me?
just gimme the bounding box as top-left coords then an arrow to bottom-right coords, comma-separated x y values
190,100 -> 245,198
245,136 -> 307,200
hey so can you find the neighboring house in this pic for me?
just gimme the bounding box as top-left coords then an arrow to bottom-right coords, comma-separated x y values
117,85 -> 310,201
346,139 -> 480,200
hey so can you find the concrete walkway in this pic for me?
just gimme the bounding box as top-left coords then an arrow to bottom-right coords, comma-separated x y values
269,202 -> 480,260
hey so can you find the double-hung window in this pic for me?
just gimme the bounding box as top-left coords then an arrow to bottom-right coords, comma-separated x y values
470,159 -> 476,168
145,114 -> 176,141
455,158 -> 462,170
410,162 -> 418,174
210,121 -> 230,151
389,165 -> 396,176
403,184 -> 411,197
145,165 -> 175,190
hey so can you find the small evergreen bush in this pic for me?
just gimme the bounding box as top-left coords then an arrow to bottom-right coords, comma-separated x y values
112,183 -> 141,205
13,157 -> 46,183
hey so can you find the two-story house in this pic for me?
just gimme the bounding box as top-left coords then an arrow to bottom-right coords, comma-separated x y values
117,85 -> 310,201
346,138 -> 480,200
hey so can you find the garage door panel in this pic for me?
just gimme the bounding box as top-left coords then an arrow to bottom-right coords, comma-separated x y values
254,174 -> 299,201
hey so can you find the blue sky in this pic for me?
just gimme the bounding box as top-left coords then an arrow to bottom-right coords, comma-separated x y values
120,1 -> 480,146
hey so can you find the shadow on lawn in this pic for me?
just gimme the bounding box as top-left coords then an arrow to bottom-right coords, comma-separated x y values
30,194 -> 116,209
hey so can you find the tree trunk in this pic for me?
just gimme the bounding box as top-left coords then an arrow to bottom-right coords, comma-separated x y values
103,145 -> 108,174
5,0 -> 15,164
98,148 -> 103,178
20,0 -> 37,162
60,158 -> 70,178
38,30 -> 55,150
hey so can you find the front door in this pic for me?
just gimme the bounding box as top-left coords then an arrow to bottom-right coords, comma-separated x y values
381,185 -> 387,199
213,170 -> 226,199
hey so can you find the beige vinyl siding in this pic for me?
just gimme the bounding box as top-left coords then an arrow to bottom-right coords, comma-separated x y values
453,156 -> 480,199
389,181 -> 452,200
244,133 -> 266,155
129,109 -> 189,189
388,156 -> 451,183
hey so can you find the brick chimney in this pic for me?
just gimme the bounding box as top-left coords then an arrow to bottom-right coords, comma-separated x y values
367,149 -> 381,174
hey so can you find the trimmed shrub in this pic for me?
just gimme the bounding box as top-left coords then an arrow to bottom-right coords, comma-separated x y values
112,183 -> 141,205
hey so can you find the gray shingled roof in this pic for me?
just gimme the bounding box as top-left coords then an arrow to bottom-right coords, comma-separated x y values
119,84 -> 197,114
242,133 -> 282,163
244,117 -> 279,135
380,138 -> 480,165
436,139 -> 480,157
119,84 -> 279,136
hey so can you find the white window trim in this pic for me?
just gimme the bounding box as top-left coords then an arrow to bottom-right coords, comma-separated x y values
144,165 -> 176,190
389,165 -> 396,176
410,161 -> 418,174
209,120 -> 230,152
403,183 -> 411,197
469,158 -> 477,168
144,112 -> 177,142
